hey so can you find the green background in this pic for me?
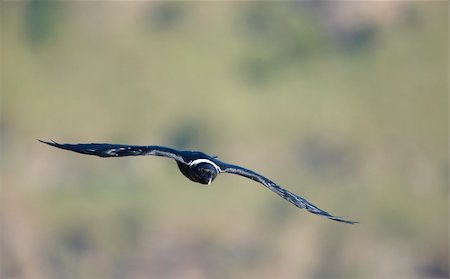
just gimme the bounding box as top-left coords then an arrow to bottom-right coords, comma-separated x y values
2,2 -> 448,278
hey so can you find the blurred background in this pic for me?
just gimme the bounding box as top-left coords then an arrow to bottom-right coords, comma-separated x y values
1,1 -> 448,278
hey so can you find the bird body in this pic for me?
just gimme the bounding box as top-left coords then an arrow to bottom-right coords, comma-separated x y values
178,156 -> 221,185
39,140 -> 357,224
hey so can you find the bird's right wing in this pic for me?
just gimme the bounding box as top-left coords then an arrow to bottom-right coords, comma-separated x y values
218,162 -> 357,224
39,140 -> 189,164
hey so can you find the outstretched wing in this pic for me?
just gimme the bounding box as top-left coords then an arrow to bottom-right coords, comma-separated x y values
39,140 -> 188,164
217,162 -> 357,224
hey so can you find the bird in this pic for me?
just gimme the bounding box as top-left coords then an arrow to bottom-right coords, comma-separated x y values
39,140 -> 357,224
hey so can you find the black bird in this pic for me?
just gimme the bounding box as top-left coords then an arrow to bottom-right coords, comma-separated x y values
39,140 -> 357,224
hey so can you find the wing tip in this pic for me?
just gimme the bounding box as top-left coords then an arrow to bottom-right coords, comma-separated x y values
308,205 -> 358,224
37,139 -> 59,146
328,216 -> 359,224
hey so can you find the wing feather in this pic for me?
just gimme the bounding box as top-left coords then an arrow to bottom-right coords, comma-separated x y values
218,163 -> 357,224
38,140 -> 188,164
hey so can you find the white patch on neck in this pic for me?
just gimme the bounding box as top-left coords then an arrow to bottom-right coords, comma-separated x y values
189,158 -> 222,173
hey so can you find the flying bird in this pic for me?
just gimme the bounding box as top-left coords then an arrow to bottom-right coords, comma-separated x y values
39,140 -> 357,224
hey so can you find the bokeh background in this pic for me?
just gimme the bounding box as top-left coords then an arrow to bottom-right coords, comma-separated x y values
1,1 -> 448,278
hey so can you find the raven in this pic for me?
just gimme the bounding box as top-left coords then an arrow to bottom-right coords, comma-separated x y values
39,140 -> 357,224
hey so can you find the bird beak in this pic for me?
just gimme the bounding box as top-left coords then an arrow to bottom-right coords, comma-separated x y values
208,177 -> 212,185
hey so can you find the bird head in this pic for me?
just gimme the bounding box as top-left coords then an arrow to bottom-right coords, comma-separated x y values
191,162 -> 218,185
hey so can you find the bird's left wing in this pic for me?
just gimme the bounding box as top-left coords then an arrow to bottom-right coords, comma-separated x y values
39,140 -> 189,164
216,161 -> 357,224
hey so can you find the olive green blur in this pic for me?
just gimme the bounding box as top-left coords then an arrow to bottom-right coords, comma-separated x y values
2,2 -> 448,278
